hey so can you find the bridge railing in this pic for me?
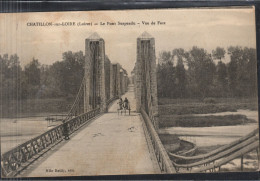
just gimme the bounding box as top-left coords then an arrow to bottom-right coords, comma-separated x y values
141,108 -> 176,173
106,96 -> 118,107
1,108 -> 100,178
169,129 -> 259,173
168,128 -> 259,161
191,140 -> 259,173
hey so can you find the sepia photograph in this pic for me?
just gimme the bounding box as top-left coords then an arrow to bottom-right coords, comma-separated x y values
0,7 -> 259,178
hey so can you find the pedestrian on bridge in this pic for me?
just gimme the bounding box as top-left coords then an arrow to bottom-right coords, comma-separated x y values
62,120 -> 70,140
124,97 -> 129,109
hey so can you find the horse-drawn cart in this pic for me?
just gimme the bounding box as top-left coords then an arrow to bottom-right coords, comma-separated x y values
117,101 -> 131,115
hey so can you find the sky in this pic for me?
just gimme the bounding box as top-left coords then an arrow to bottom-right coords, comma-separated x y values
0,7 -> 256,74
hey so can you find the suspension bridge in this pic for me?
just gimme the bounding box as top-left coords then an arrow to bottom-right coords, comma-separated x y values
1,32 -> 259,177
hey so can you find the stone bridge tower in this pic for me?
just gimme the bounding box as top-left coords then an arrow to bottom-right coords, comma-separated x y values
84,33 -> 106,113
135,32 -> 158,128
112,63 -> 121,98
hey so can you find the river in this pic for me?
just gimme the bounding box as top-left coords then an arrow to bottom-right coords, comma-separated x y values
0,115 -> 63,153
160,109 -> 259,147
159,109 -> 259,171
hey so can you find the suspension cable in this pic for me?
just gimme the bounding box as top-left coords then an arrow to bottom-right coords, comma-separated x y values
64,76 -> 85,121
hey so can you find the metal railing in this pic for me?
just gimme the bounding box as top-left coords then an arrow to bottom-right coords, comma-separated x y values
168,128 -> 259,161
170,130 -> 259,173
192,140 -> 259,173
106,96 -> 118,107
46,114 -> 67,127
1,108 -> 100,178
141,108 -> 176,173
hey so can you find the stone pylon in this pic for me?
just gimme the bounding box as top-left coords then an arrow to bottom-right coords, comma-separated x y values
112,63 -> 121,98
135,32 -> 158,128
109,63 -> 114,99
104,56 -> 111,101
120,70 -> 124,95
84,32 -> 107,113
124,74 -> 128,92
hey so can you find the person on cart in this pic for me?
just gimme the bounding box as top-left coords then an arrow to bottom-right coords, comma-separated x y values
118,98 -> 123,110
124,97 -> 129,109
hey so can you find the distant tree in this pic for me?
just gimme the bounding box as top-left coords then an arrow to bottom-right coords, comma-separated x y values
157,46 -> 257,99
245,47 -> 257,97
157,61 -> 175,98
235,47 -> 257,97
0,54 -> 8,75
24,58 -> 41,98
227,59 -> 238,97
9,54 -> 22,100
61,51 -> 85,96
0,54 -> 22,100
40,51 -> 85,98
157,64 -> 165,98
216,61 -> 228,97
24,58 -> 41,86
38,64 -> 51,98
212,47 -> 226,61
172,48 -> 185,60
175,59 -> 186,98
47,61 -> 66,97
187,46 -> 216,99
158,51 -> 173,65
227,46 -> 248,97
172,48 -> 186,98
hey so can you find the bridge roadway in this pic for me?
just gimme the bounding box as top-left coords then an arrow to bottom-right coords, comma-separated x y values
21,85 -> 159,177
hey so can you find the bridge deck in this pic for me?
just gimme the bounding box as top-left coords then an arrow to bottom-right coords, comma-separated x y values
22,85 -> 158,177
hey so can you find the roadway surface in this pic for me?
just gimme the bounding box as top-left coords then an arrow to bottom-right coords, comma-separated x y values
22,85 -> 158,177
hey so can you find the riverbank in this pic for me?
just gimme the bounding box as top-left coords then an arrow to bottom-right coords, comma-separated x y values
158,97 -> 258,128
159,114 -> 255,128
159,97 -> 257,115
160,124 -> 258,146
